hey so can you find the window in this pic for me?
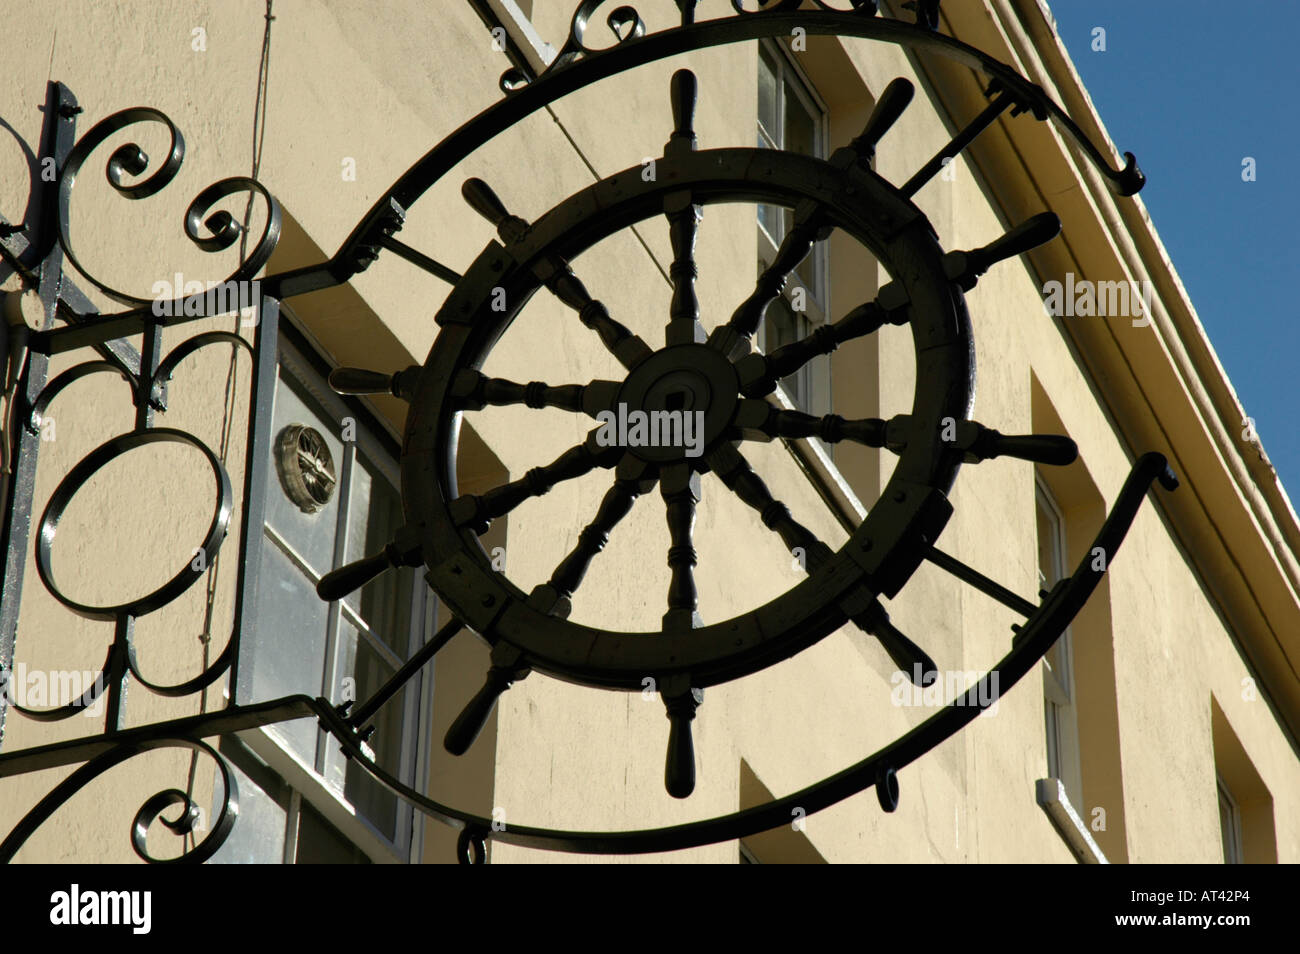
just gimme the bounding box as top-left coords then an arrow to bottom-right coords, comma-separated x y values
1210,697 -> 1278,863
1217,777 -> 1243,864
1036,477 -> 1082,811
756,39 -> 830,416
209,737 -> 371,864
236,327 -> 434,861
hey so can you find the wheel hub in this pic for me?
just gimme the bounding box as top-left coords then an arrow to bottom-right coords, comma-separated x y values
612,343 -> 739,463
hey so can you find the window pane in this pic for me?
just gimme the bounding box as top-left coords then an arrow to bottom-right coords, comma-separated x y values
1045,700 -> 1061,780
207,744 -> 288,864
1035,497 -> 1061,587
345,453 -> 415,657
793,252 -> 818,310
1218,782 -> 1240,863
758,202 -> 783,245
338,621 -> 407,842
264,371 -> 343,576
761,296 -> 807,409
246,538 -> 329,763
775,60 -> 822,298
1036,491 -> 1070,695
295,800 -> 371,864
783,79 -> 817,158
757,44 -> 784,245
758,44 -> 779,141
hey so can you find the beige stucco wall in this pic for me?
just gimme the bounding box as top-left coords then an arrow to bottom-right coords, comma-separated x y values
0,0 -> 1295,864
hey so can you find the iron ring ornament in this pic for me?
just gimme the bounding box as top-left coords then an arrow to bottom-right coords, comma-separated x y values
34,428 -> 234,621
1,0 -> 1178,864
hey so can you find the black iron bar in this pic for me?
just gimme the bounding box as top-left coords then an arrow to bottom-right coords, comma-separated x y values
348,618 -> 464,727
924,546 -> 1038,618
901,91 -> 1012,197
375,233 -> 462,285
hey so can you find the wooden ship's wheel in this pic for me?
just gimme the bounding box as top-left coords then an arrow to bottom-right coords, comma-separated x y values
318,40 -> 1171,859
328,69 -> 1072,793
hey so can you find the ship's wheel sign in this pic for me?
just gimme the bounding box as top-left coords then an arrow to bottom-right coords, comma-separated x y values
313,5 -> 1173,861
0,0 -> 1176,865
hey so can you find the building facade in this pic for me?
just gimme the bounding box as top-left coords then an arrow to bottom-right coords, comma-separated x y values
0,0 -> 1296,864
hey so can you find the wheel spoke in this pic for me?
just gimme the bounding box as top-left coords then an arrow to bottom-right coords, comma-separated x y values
732,401 -> 890,447
664,69 -> 705,347
664,195 -> 703,347
448,432 -> 622,532
541,260 -> 655,371
733,282 -> 910,396
708,445 -> 938,685
536,455 -> 657,610
661,463 -> 701,629
461,176 -> 653,371
843,595 -> 938,687
869,413 -> 1077,466
941,212 -> 1061,291
707,199 -> 827,360
449,370 -> 619,416
834,77 -> 914,168
705,444 -> 834,570
328,365 -> 421,399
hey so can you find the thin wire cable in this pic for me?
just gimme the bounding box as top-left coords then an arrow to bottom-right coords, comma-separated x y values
184,0 -> 275,853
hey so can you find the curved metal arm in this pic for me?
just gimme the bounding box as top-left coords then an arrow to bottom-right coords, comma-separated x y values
303,453 -> 1176,856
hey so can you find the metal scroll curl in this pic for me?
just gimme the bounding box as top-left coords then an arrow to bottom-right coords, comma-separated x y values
501,1 -> 647,92
0,737 -> 238,864
56,107 -> 281,307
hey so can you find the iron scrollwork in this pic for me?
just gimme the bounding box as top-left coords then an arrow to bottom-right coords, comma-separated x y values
56,106 -> 281,308
1,86 -> 281,862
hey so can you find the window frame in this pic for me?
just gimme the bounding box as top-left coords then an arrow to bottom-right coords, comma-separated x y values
755,37 -> 832,417
1035,475 -> 1083,812
238,318 -> 437,863
1217,776 -> 1244,864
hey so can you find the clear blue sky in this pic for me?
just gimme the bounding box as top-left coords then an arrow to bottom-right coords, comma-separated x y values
1048,1 -> 1299,500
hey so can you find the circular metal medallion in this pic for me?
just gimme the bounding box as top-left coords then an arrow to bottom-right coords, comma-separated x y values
275,424 -> 337,514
